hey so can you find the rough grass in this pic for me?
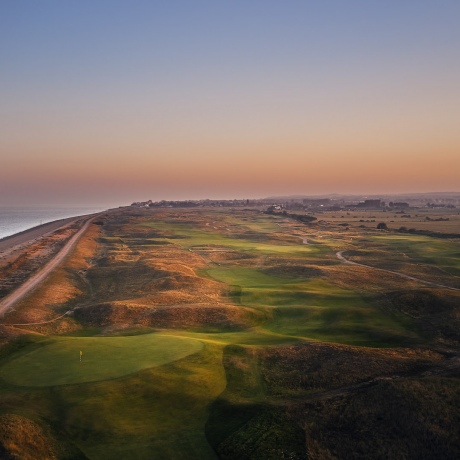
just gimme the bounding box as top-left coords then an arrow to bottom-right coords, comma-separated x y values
0,339 -> 225,459
345,234 -> 460,285
58,343 -> 225,459
201,266 -> 414,346
74,302 -> 265,332
373,234 -> 460,274
1,207 -> 459,459
290,376 -> 460,459
0,413 -> 59,460
3,223 -> 101,330
142,220 -> 319,256
205,342 -> 443,459
320,207 -> 460,234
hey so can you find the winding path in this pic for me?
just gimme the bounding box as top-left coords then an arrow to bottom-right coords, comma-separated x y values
0,216 -> 97,317
336,251 -> 460,291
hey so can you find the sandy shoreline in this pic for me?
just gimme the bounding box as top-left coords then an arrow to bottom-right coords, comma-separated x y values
0,215 -> 98,317
0,212 -> 102,253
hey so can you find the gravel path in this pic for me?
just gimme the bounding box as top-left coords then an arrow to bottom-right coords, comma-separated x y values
336,250 -> 460,291
0,216 -> 97,317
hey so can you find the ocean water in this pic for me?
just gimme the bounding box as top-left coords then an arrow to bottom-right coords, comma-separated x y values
0,206 -> 108,240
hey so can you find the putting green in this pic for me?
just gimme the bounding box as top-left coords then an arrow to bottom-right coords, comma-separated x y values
1,334 -> 203,387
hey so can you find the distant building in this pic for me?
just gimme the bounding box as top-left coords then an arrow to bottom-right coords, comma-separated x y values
302,198 -> 331,207
389,202 -> 409,209
356,199 -> 382,209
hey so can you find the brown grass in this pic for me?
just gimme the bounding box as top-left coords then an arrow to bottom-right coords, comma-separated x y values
74,301 -> 264,331
4,223 -> 101,329
319,208 -> 460,234
290,376 -> 460,459
256,342 -> 443,396
0,227 -> 77,299
72,218 -> 255,331
0,414 -> 57,460
323,264 -> 421,293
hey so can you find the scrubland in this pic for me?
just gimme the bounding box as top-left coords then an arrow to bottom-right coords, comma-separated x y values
0,207 -> 459,459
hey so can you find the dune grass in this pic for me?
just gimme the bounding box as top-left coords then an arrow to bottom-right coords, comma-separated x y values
142,220 -> 319,256
370,234 -> 460,275
1,208 -> 456,459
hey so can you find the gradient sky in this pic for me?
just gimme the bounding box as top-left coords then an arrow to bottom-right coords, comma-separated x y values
1,1 -> 459,206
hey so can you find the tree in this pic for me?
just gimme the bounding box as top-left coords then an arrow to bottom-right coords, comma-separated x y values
377,222 -> 388,230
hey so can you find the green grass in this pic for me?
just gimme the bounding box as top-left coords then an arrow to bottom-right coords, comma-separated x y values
142,220 -> 319,256
1,209 -> 458,459
164,329 -> 302,346
61,343 -> 225,459
1,333 -> 203,387
236,216 -> 285,233
337,234 -> 460,286
201,266 -> 303,287
0,339 -> 225,459
371,234 -> 460,274
266,305 -> 415,346
201,266 -> 415,346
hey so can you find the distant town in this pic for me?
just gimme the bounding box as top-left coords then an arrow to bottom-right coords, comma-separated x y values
131,192 -> 460,212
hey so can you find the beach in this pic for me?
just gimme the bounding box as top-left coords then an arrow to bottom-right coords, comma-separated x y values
0,211 -> 106,317
0,217 -> 80,253
0,215 -> 98,317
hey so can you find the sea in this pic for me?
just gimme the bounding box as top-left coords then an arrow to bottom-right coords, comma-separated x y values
0,206 -> 109,240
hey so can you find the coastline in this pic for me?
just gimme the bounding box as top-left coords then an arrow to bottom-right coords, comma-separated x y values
0,206 -> 111,241
0,215 -> 99,317
0,212 -> 103,253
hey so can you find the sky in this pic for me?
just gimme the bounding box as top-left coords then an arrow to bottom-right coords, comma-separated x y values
1,1 -> 459,207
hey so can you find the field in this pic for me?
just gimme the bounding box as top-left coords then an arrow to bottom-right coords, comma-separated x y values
319,207 -> 460,233
0,207 -> 459,459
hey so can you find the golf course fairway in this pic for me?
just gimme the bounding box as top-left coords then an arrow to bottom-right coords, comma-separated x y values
1,333 -> 203,387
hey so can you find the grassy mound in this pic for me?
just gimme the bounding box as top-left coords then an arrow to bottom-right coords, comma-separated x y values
202,266 -> 414,346
74,302 -> 265,331
291,377 -> 460,459
1,333 -> 202,387
0,414 -> 58,460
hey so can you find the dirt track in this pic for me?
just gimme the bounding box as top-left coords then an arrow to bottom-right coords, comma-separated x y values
0,216 -> 97,317
337,250 -> 460,291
